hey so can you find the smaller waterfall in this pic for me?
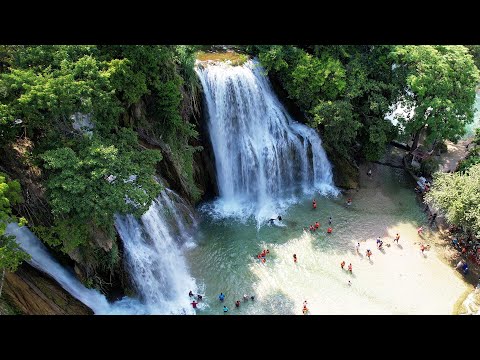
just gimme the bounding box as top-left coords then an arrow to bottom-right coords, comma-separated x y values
5,188 -> 200,315
5,223 -> 113,314
115,189 -> 200,314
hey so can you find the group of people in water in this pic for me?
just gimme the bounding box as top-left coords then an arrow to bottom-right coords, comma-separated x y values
219,292 -> 255,313
193,193 -> 432,315
191,289 -> 257,313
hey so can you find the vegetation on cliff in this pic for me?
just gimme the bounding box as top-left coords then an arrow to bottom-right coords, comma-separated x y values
0,45 -> 201,290
0,173 -> 29,296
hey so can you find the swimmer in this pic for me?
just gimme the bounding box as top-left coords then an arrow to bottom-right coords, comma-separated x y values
191,300 -> 199,308
243,294 -> 249,301
197,294 -> 203,301
328,216 -> 332,225
223,305 -> 229,313
218,292 -> 225,302
315,221 -> 320,229
327,227 -> 332,234
313,199 -> 317,209
250,295 -> 255,301
189,290 -> 193,297
235,300 -> 240,308
293,254 -> 297,263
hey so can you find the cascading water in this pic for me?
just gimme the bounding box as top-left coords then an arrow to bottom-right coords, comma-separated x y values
5,223 -> 114,314
196,59 -> 338,224
5,188 -> 199,315
115,188 -> 200,314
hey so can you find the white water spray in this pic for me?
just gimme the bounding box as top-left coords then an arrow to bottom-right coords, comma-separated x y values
115,189 -> 199,314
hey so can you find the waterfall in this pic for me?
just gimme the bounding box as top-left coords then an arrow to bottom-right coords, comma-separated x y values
5,188 -> 199,315
115,188 -> 199,315
5,223 -> 114,314
196,59 -> 338,224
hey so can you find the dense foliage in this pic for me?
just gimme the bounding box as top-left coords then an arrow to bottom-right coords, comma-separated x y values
391,45 -> 479,150
425,163 -> 480,237
249,45 -> 479,162
0,173 -> 29,273
0,45 -> 200,287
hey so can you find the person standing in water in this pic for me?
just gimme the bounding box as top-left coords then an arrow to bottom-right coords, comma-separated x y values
417,226 -> 424,235
355,242 -> 360,254
340,260 -> 345,269
191,300 -> 199,309
223,305 -> 229,313
348,263 -> 352,273
293,254 -> 297,263
394,233 -> 400,244
313,199 -> 317,209
315,221 -> 320,229
219,293 -> 225,302
235,300 -> 241,308
328,216 -> 332,225
189,290 -> 193,297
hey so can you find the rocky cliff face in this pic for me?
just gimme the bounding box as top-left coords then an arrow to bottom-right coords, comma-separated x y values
2,263 -> 92,315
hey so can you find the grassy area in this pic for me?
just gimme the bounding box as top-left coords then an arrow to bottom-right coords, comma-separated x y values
196,51 -> 249,66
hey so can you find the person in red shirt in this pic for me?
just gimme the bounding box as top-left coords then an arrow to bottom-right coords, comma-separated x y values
315,221 -> 320,229
191,300 -> 199,309
313,199 -> 317,209
340,260 -> 345,269
348,263 -> 352,273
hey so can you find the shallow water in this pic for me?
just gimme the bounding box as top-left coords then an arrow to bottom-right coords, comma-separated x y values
185,165 -> 467,314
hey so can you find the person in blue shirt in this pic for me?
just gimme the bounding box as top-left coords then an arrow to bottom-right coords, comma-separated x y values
223,306 -> 229,313
219,293 -> 225,302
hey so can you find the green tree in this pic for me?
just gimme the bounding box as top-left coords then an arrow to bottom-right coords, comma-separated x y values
425,163 -> 480,236
0,173 -> 30,297
391,45 -> 480,150
40,129 -> 162,252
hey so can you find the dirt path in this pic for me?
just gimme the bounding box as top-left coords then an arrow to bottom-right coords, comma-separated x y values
437,139 -> 473,173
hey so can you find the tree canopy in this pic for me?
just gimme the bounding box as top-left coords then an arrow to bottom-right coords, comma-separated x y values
391,45 -> 480,150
